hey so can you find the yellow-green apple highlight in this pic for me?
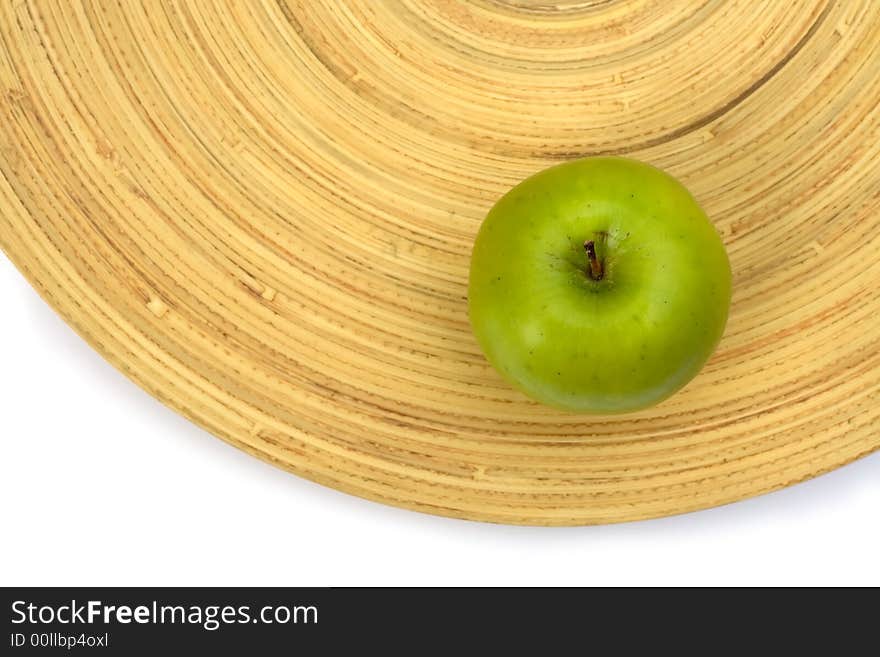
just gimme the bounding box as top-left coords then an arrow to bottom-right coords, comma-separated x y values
468,157 -> 731,413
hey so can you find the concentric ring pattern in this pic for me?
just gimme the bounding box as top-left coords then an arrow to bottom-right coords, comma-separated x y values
1,0 -> 878,524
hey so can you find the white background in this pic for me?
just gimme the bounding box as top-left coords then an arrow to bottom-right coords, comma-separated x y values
1,253 -> 878,587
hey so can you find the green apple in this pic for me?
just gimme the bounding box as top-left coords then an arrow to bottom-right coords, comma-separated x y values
468,157 -> 731,413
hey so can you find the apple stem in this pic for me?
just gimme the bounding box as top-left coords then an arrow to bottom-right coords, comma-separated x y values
584,240 -> 604,281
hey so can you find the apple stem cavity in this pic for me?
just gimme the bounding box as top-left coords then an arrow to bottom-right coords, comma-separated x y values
584,240 -> 604,281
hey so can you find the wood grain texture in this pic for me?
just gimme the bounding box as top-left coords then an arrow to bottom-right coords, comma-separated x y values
1,0 -> 878,525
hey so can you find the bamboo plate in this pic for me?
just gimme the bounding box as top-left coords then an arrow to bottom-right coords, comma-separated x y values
1,1 -> 878,525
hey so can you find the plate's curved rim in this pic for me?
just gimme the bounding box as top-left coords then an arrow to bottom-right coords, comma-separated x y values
2,240 -> 878,526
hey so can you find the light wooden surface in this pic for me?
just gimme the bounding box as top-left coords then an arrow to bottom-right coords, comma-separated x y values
1,0 -> 878,525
